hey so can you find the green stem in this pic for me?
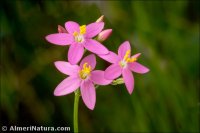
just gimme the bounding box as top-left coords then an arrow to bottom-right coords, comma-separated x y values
74,89 -> 80,133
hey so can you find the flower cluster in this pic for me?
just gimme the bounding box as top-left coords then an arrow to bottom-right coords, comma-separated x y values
46,15 -> 149,110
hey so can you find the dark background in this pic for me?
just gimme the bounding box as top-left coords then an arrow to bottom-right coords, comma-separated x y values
1,0 -> 199,132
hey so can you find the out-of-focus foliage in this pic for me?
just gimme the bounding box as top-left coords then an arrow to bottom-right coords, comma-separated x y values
1,1 -> 199,132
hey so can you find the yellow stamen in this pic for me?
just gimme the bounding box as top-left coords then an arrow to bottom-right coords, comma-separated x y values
124,50 -> 131,61
79,63 -> 92,79
130,57 -> 137,62
73,31 -> 78,36
80,25 -> 86,35
123,50 -> 137,63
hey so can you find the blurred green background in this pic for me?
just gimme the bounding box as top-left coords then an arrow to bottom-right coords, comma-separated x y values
1,0 -> 199,132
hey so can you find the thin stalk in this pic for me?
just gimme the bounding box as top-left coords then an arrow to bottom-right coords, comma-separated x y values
74,89 -> 80,133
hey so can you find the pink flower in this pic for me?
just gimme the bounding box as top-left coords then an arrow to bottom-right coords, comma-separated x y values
54,54 -> 112,110
99,41 -> 149,94
46,21 -> 109,65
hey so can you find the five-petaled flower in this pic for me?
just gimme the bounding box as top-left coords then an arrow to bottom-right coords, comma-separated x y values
54,54 -> 112,110
99,41 -> 149,94
46,21 -> 109,65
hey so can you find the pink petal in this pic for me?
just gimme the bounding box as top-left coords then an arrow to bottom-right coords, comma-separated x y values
118,41 -> 131,59
129,62 -> 149,74
65,21 -> 80,34
68,43 -> 84,65
98,51 -> 119,64
122,68 -> 134,94
85,22 -> 104,38
91,70 -> 112,85
80,80 -> 96,110
54,76 -> 81,96
54,61 -> 80,75
84,39 -> 109,55
104,63 -> 122,80
131,53 -> 141,59
45,33 -> 73,45
80,54 -> 96,70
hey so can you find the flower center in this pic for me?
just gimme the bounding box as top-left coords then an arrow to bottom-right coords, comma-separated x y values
119,50 -> 137,68
73,25 -> 86,43
79,63 -> 92,80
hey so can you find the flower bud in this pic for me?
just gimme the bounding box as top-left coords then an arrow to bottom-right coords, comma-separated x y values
97,29 -> 112,42
111,78 -> 124,85
96,15 -> 104,22
58,25 -> 67,33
